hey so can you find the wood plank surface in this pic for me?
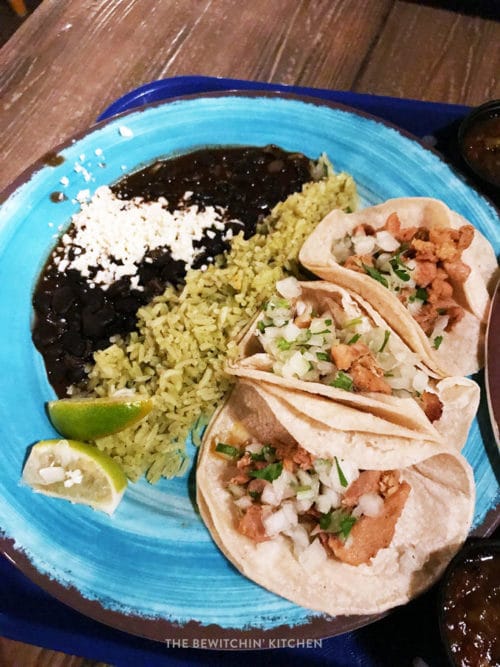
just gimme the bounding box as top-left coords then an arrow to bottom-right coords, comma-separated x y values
356,2 -> 500,104
0,0 -> 393,193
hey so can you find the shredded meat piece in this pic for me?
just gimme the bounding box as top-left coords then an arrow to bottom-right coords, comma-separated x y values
342,470 -> 382,507
237,505 -> 270,542
332,342 -> 391,394
413,260 -> 437,287
350,356 -> 392,395
343,254 -> 374,272
326,480 -> 411,565
442,259 -> 471,284
378,470 -> 401,496
247,478 -> 267,496
331,342 -> 370,370
229,472 -> 250,485
412,303 -> 441,336
411,238 -> 438,262
383,212 -> 401,237
274,440 -> 313,472
353,223 -> 375,236
428,225 -> 474,262
236,452 -> 252,469
444,305 -> 465,331
420,391 -> 443,423
428,277 -> 454,302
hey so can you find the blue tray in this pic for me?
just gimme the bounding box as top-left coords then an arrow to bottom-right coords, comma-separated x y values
1,75 -> 493,666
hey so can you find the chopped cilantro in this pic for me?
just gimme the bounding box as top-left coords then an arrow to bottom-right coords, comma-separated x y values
319,511 -> 333,531
347,333 -> 361,345
248,491 -> 261,501
339,514 -> 357,539
330,371 -> 354,391
324,319 -> 333,326
335,456 -> 348,487
249,462 -> 283,482
345,206 -> 353,213
257,320 -> 267,333
319,508 -> 356,538
344,317 -> 363,328
316,352 -> 330,361
277,337 -> 292,351
250,445 -> 276,462
275,298 -> 290,309
410,287 -> 429,303
362,264 -> 389,288
389,258 -> 410,282
433,335 -> 443,350
215,443 -> 240,459
379,330 -> 391,352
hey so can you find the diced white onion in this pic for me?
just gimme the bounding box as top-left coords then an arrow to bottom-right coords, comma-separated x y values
354,492 -> 384,517
227,483 -> 246,499
298,538 -> 328,568
38,466 -> 66,484
315,493 -> 333,514
263,507 -> 293,537
281,502 -> 298,526
295,498 -> 314,513
261,483 -> 280,506
276,276 -> 302,299
375,230 -> 400,252
412,369 -> 429,393
282,321 -> 302,342
284,524 -> 311,555
272,469 -> 297,502
234,496 -> 253,510
332,238 -> 353,264
245,442 -> 263,455
353,234 -> 376,255
281,351 -> 310,379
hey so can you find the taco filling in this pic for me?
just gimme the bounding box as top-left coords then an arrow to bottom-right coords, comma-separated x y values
216,437 -> 411,567
331,213 -> 474,349
254,277 -> 443,422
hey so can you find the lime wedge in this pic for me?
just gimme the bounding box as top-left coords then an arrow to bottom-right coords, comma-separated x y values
47,394 -> 153,440
22,439 -> 127,514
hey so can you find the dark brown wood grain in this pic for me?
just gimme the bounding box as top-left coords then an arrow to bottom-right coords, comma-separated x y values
355,2 -> 500,104
1,0 -> 391,193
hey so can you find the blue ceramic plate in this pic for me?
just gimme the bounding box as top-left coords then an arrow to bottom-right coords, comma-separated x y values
0,93 -> 499,645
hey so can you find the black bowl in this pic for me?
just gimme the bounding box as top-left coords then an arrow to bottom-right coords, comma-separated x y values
438,538 -> 500,666
458,99 -> 500,190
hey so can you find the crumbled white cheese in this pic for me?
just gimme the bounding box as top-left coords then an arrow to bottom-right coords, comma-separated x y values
64,468 -> 83,488
118,125 -> 134,138
60,176 -> 69,187
54,186 -> 239,288
74,162 -> 92,183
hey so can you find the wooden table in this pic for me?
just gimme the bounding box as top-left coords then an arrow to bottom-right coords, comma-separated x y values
0,0 -> 499,664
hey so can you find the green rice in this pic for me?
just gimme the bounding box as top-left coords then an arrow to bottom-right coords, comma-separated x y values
86,169 -> 357,482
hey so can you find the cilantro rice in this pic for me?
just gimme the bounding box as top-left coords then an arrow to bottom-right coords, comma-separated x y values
86,169 -> 357,482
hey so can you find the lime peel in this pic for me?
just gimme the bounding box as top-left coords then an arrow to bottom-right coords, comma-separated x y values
22,439 -> 127,514
47,394 -> 153,440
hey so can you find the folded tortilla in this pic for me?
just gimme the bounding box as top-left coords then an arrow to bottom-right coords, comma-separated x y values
299,198 -> 498,376
227,279 -> 479,450
197,379 -> 475,616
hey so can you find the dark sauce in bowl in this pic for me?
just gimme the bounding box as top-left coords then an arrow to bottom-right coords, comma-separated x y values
440,541 -> 500,667
459,101 -> 500,189
32,145 -> 315,396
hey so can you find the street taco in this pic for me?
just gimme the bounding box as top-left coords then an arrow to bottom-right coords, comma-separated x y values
196,379 -> 475,616
299,197 -> 498,376
227,277 -> 479,450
